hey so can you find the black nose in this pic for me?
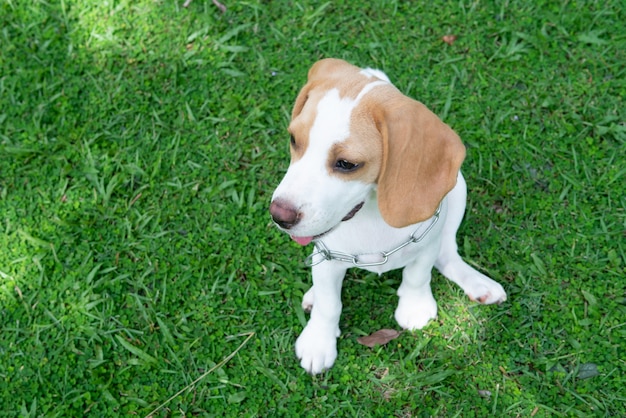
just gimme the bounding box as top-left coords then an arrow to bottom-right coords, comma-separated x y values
269,199 -> 301,229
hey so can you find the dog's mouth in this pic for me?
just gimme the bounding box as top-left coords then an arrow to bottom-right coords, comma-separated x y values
290,202 -> 364,246
341,201 -> 364,222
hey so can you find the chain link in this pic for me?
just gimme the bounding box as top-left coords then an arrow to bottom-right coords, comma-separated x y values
304,205 -> 441,268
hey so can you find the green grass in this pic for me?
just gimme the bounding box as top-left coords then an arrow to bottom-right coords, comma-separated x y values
1,0 -> 625,416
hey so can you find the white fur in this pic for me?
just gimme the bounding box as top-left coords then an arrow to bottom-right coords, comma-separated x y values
360,67 -> 391,82
271,67 -> 506,375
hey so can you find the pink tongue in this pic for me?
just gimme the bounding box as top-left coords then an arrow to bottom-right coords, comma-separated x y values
291,235 -> 313,246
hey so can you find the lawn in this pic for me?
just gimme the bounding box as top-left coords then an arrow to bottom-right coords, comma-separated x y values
1,0 -> 625,416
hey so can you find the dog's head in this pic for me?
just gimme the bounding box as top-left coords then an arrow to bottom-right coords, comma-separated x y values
269,58 -> 465,245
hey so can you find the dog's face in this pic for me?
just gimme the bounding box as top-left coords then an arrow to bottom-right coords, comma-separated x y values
270,73 -> 387,245
270,59 -> 466,245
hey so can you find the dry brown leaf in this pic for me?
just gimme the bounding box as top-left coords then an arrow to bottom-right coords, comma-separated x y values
357,329 -> 401,348
442,35 -> 458,45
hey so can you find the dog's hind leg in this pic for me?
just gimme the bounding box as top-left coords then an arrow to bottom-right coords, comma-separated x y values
435,172 -> 507,304
395,253 -> 439,330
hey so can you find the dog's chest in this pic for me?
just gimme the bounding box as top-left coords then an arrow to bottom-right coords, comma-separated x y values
316,197 -> 448,274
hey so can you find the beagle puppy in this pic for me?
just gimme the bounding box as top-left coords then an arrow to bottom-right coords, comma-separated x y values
269,58 -> 506,374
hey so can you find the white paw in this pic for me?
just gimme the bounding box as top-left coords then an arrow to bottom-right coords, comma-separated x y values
301,287 -> 314,313
464,273 -> 507,304
394,293 -> 438,330
295,321 -> 339,374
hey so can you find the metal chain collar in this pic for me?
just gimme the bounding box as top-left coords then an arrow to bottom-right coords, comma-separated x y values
304,205 -> 441,268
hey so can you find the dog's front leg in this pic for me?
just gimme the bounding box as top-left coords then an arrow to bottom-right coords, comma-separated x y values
295,261 -> 347,374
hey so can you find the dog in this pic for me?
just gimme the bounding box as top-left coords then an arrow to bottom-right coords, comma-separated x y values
269,58 -> 506,374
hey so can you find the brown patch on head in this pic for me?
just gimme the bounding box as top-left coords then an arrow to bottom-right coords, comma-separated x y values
324,96 -> 384,184
306,59 -> 376,99
288,59 -> 385,163
288,88 -> 320,162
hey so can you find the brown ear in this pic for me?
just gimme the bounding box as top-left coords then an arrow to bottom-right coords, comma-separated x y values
376,92 -> 466,228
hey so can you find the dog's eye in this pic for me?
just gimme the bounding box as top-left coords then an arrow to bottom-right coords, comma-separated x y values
335,159 -> 359,172
290,134 -> 296,146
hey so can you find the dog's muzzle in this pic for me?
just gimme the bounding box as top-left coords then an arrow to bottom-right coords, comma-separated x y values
269,200 -> 365,246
